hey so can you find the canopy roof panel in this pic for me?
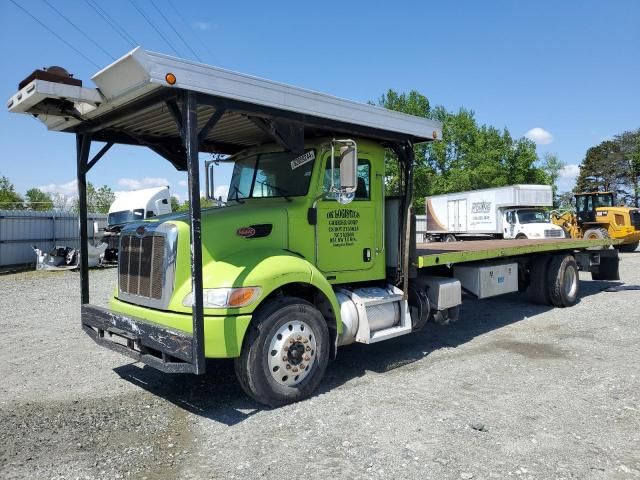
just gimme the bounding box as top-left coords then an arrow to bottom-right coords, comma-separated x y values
9,48 -> 442,168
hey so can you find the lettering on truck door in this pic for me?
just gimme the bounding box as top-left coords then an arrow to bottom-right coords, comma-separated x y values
317,158 -> 377,273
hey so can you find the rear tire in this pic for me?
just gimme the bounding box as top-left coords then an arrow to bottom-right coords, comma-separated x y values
547,255 -> 580,307
443,234 -> 457,243
583,227 -> 610,240
618,241 -> 639,253
234,296 -> 329,407
527,255 -> 552,305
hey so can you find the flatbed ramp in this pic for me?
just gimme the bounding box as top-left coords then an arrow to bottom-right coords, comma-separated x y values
416,238 -> 619,268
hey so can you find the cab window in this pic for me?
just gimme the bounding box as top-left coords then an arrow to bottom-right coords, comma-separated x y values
323,159 -> 371,200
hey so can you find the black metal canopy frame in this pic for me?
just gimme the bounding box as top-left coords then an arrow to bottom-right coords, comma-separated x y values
76,88 -> 417,375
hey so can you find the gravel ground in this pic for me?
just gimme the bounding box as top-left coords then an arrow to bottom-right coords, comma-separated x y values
1,253 -> 639,480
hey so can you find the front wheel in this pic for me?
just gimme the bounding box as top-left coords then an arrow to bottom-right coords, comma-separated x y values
234,296 -> 329,407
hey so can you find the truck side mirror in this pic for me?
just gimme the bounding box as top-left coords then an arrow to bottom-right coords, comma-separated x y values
339,145 -> 357,191
205,159 -> 215,200
330,139 -> 358,204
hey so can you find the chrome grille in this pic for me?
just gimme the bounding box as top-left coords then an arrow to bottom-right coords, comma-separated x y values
544,229 -> 564,238
119,234 -> 165,299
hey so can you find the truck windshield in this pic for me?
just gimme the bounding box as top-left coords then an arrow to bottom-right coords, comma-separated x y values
108,209 -> 144,226
517,209 -> 549,224
228,150 -> 315,201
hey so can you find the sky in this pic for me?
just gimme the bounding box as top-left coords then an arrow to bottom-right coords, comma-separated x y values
1,0 -> 639,204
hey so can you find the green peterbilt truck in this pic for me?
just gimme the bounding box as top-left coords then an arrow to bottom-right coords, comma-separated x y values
8,49 -> 621,406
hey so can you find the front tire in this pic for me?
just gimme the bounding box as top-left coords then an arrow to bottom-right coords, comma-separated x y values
515,233 -> 528,240
583,227 -> 610,240
234,296 -> 329,407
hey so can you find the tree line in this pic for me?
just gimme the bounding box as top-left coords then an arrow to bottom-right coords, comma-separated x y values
376,90 -> 565,213
0,176 -> 115,213
574,128 -> 640,207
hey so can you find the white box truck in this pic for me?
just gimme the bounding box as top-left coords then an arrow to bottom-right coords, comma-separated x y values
425,184 -> 565,242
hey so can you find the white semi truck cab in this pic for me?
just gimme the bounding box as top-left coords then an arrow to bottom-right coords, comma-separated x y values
107,186 -> 172,227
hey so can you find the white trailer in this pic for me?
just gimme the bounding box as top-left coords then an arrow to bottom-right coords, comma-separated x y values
425,184 -> 565,242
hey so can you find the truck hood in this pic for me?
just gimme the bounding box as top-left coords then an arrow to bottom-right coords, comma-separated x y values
166,202 -> 290,263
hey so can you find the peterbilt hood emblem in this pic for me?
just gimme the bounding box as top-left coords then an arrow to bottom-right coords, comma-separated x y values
135,225 -> 146,236
237,226 -> 256,238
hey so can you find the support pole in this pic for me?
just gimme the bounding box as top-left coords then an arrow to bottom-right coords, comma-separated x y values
402,143 -> 415,299
183,91 -> 206,375
76,133 -> 92,305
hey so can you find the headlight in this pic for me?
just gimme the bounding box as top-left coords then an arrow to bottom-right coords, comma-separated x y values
183,287 -> 261,308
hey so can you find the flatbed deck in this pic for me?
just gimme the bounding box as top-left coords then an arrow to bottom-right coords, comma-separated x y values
415,238 -> 621,268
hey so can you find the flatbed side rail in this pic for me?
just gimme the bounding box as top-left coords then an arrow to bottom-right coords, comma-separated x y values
81,305 -> 195,374
415,238 -> 622,268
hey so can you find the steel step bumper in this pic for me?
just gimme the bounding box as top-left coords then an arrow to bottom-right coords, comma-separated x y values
81,304 -> 197,373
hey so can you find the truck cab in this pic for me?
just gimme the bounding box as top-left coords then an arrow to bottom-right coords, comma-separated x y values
111,138 -> 388,337
503,208 -> 565,239
107,186 -> 172,228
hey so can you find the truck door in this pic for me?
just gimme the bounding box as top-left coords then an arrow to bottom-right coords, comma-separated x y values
447,200 -> 466,232
447,200 -> 457,231
316,157 -> 379,274
458,200 -> 467,230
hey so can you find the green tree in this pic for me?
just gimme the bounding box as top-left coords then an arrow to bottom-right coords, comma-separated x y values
25,188 -> 54,211
377,90 -> 547,213
575,140 -> 626,195
73,183 -> 115,213
556,191 -> 575,210
170,195 -> 181,211
614,129 -> 640,207
0,176 -> 24,210
540,152 -> 566,206
177,197 -> 217,212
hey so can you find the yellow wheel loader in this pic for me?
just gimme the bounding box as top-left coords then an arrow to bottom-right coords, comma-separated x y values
551,192 -> 640,252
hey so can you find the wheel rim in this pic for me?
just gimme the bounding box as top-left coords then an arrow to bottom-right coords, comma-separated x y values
563,266 -> 578,298
267,320 -> 317,387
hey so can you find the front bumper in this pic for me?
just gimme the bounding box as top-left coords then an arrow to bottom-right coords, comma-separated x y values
82,298 -> 252,372
82,305 -> 196,373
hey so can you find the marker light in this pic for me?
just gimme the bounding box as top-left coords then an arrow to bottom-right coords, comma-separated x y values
183,287 -> 261,308
432,130 -> 438,139
165,73 -> 177,85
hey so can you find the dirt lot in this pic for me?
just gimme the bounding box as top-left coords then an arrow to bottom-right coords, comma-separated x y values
1,253 -> 639,480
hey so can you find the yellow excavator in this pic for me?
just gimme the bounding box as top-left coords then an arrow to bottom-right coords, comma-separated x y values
551,191 -> 640,252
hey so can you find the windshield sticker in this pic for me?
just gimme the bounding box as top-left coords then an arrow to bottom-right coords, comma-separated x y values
290,150 -> 315,170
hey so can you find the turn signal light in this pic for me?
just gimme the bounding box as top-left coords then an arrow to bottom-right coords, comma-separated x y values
165,72 -> 177,85
228,288 -> 259,307
182,287 -> 261,308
